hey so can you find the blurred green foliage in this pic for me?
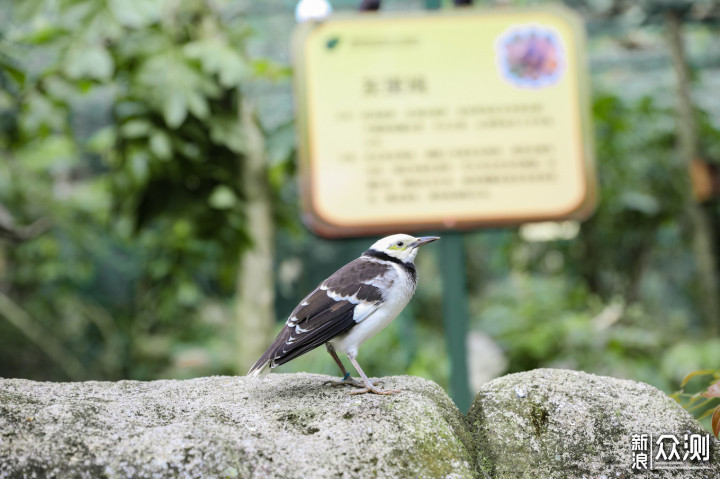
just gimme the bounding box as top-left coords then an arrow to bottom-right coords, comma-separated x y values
0,0 -> 292,380
672,370 -> 720,438
466,93 -> 720,397
0,1 -> 719,435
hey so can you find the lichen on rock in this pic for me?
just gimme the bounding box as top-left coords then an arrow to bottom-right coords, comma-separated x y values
0,374 -> 475,478
467,368 -> 720,479
2,369 -> 719,478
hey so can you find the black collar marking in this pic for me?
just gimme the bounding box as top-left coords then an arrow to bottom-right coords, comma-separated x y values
362,249 -> 417,284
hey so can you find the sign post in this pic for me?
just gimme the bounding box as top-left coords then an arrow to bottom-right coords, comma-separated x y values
439,230 -> 472,411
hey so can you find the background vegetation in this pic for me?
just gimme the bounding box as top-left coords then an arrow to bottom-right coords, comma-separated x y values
1,0 -> 719,430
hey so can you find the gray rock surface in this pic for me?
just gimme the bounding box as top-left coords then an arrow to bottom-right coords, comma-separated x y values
467,368 -> 720,478
0,374 -> 475,478
3,369 -> 719,478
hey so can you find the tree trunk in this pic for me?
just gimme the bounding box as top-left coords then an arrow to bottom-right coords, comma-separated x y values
666,11 -> 720,335
235,101 -> 276,373
0,291 -> 86,380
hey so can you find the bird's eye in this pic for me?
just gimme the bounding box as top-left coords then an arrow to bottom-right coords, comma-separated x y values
397,241 -> 404,247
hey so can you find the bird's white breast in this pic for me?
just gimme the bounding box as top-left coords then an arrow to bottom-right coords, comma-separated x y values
329,260 -> 416,357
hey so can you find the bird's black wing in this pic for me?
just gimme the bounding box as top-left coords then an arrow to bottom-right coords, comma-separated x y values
248,258 -> 393,373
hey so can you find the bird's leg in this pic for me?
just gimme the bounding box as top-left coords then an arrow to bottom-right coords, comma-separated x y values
346,355 -> 400,395
324,344 -> 365,388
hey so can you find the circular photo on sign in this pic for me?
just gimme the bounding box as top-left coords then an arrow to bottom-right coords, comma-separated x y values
495,24 -> 566,89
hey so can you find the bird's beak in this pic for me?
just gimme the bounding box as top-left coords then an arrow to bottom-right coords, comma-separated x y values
412,236 -> 440,248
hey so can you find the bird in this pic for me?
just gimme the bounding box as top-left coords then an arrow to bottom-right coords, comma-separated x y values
248,233 -> 439,395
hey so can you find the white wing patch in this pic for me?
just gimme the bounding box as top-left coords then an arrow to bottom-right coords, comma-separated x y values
362,274 -> 393,290
325,288 -> 382,323
352,301 -> 380,322
326,289 -> 361,304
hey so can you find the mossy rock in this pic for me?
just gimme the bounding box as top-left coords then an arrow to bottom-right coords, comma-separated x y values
0,374 -> 475,478
2,370 -> 718,478
467,368 -> 720,478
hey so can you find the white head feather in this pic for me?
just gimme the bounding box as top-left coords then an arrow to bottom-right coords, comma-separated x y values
367,234 -> 439,263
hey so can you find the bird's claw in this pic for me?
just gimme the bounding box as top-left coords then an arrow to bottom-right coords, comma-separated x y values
327,376 -> 386,389
348,386 -> 400,395
326,376 -> 365,388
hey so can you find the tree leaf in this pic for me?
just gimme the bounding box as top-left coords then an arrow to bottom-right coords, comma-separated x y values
129,150 -> 149,184
108,0 -> 165,28
16,22 -> 66,45
16,135 -> 77,172
266,121 -> 295,165
0,58 -> 26,87
252,58 -> 292,81
681,369 -> 715,388
163,90 -> 187,128
186,91 -> 209,120
698,406 -> 718,419
115,101 -> 150,120
64,45 -> 114,81
620,191 -> 660,215
701,379 -> 720,399
44,76 -> 80,100
183,38 -> 248,88
121,120 -> 152,139
210,117 -> 245,154
21,92 -> 67,133
149,131 -> 172,160
208,185 -> 237,210
67,178 -> 111,215
83,8 -> 124,43
86,126 -> 117,153
135,54 -> 216,128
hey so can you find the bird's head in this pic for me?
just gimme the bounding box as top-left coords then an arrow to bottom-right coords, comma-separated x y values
366,234 -> 440,263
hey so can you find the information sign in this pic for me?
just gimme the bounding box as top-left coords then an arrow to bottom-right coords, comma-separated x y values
293,7 -> 595,237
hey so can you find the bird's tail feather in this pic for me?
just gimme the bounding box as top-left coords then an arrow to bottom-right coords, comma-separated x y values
247,359 -> 271,381
248,330 -> 289,380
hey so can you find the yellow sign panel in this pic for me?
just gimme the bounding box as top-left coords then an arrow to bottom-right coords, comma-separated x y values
293,7 -> 595,237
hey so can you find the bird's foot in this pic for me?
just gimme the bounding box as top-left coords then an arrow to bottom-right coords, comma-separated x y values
326,376 -> 365,388
348,385 -> 400,395
327,372 -> 384,389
